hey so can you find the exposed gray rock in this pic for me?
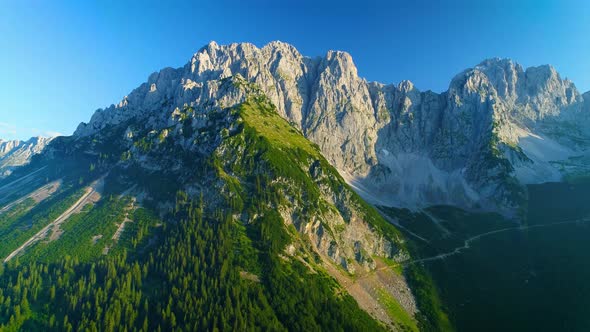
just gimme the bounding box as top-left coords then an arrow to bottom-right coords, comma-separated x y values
74,42 -> 590,213
0,136 -> 54,178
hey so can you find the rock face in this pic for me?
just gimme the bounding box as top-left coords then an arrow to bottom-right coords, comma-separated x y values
0,137 -> 54,178
75,41 -> 590,213
209,98 -> 408,274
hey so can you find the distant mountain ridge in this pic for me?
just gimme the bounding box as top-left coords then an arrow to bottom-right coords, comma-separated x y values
0,136 -> 54,178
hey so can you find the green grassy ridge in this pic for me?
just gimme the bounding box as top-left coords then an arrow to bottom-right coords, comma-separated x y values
238,99 -> 321,158
234,98 -> 406,241
209,99 -> 396,330
0,95 -> 391,330
214,98 -> 455,330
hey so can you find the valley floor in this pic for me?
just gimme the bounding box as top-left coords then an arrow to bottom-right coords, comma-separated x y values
406,216 -> 590,265
387,181 -> 590,332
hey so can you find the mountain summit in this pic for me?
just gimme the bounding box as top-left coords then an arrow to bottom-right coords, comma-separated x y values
75,41 -> 590,214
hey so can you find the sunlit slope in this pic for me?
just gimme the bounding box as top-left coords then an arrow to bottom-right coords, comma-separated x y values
0,97 -> 452,331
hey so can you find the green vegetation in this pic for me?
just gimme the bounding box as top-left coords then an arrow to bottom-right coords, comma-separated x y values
20,197 -> 156,264
375,287 -> 419,332
133,137 -> 153,152
228,98 -> 405,241
389,182 -> 590,332
405,265 -> 453,332
218,97 -> 328,212
239,99 -> 320,157
0,188 -> 86,259
0,96 -> 455,331
216,98 -> 451,331
0,99 -> 387,331
0,189 -> 387,331
0,200 -> 272,331
210,98 -> 399,331
0,198 -> 36,231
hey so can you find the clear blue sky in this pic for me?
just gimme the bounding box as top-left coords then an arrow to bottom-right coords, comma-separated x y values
1,0 -> 589,140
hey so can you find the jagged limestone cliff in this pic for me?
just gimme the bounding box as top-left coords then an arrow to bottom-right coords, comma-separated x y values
75,41 -> 590,214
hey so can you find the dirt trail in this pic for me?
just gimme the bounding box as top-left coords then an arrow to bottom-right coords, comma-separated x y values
103,198 -> 137,255
111,198 -> 136,241
0,180 -> 61,215
405,217 -> 590,265
3,177 -> 104,263
48,179 -> 103,242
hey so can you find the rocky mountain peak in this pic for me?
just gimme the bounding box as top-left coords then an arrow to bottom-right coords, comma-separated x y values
447,57 -> 582,122
72,42 -> 590,214
476,58 -> 523,99
261,40 -> 302,56
397,80 -> 416,93
449,58 -> 523,100
0,139 -> 21,157
523,64 -> 580,107
322,50 -> 358,78
0,136 -> 55,178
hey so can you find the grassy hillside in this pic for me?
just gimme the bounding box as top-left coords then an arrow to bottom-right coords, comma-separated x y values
0,96 -> 452,331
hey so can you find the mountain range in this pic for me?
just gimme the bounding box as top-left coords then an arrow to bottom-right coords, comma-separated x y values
1,41 -> 589,331
73,41 -> 590,215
